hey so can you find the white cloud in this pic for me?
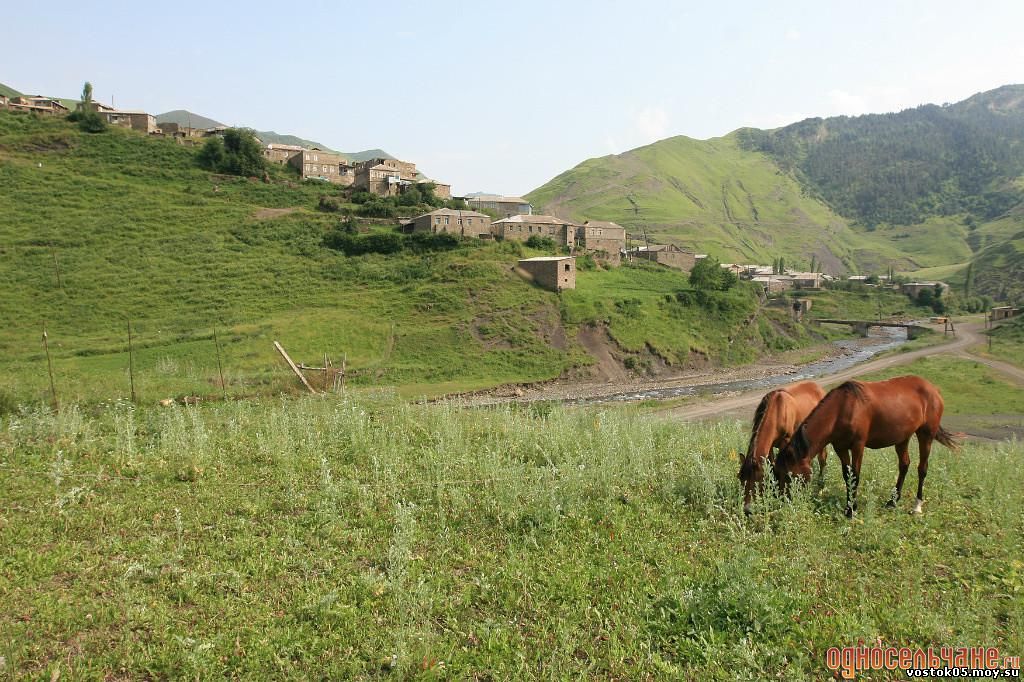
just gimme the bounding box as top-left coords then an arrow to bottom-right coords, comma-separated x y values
827,89 -> 869,116
632,106 -> 670,143
785,27 -> 801,41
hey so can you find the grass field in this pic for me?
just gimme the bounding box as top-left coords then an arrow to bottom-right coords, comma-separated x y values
0,398 -> 1020,679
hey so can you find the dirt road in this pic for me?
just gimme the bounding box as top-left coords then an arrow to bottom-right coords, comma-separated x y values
658,321 -> 1021,422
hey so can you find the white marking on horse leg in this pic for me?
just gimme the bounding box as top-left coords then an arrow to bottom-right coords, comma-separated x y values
911,498 -> 924,515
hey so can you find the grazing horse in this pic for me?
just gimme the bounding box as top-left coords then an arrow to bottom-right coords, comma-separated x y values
738,381 -> 826,514
772,376 -> 960,517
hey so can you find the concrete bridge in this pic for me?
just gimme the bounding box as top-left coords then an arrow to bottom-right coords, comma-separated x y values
812,318 -> 933,339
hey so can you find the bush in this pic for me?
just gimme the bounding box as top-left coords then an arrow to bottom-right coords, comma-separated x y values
525,235 -> 556,250
350,191 -> 374,204
76,111 -> 107,133
576,254 -> 597,271
318,195 -> 342,212
356,200 -> 396,218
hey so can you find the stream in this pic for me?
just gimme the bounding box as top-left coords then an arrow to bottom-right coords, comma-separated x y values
577,326 -> 911,405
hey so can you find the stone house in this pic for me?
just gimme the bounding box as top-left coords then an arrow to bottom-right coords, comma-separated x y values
354,157 -> 419,195
289,148 -> 354,185
410,208 -> 492,238
901,281 -> 948,299
263,143 -> 305,165
991,306 -> 1020,321
492,214 -> 579,248
627,244 -> 696,272
467,195 -> 533,217
4,95 -> 69,115
578,220 -> 626,264
751,274 -> 794,294
787,271 -> 824,289
517,256 -> 576,292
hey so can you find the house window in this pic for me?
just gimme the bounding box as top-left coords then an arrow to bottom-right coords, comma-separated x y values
458,219 -> 463,225
435,217 -> 440,224
564,263 -> 571,272
444,217 -> 449,225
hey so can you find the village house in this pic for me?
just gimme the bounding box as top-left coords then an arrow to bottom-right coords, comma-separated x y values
751,274 -> 794,294
577,220 -> 626,264
289,148 -> 354,185
492,214 -> 579,247
466,194 -> 533,217
354,157 -> 419,195
156,122 -> 206,139
627,244 -> 696,272
3,95 -> 69,115
263,143 -> 305,165
787,271 -> 825,289
352,157 -> 451,199
409,208 -> 492,238
902,281 -> 948,299
991,306 -> 1020,321
517,256 -> 576,292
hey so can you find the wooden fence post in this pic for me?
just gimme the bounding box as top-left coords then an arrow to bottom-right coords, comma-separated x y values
274,341 -> 318,395
127,319 -> 137,403
42,327 -> 59,411
214,327 -> 227,400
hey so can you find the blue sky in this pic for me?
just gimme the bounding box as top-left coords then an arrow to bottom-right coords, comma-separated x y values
4,1 -> 1023,195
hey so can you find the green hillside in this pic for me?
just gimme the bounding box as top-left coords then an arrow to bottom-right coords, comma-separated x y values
528,86 -> 1024,300
0,112 -> 844,405
527,132 -> 910,273
741,85 -> 1024,228
0,81 -> 23,98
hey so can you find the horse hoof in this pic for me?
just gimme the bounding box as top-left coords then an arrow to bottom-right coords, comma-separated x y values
885,499 -> 897,509
845,507 -> 854,519
911,500 -> 924,515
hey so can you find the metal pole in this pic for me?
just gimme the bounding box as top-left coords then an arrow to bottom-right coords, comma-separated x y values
42,327 -> 59,411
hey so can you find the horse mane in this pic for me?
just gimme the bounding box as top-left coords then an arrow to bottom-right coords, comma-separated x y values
784,381 -> 865,462
744,390 -> 780,463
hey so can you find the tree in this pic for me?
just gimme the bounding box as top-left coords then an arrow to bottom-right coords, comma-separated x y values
197,128 -> 266,177
689,257 -> 737,291
69,81 -> 107,133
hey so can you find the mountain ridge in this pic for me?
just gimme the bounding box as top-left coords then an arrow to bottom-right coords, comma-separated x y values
155,109 -> 394,162
527,85 -> 1024,299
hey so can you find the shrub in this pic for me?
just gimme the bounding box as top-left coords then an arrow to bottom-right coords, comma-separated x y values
356,200 -> 395,218
525,235 -> 556,250
318,195 -> 342,212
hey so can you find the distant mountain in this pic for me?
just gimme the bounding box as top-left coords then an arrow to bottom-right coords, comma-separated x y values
156,109 -> 226,130
528,85 -> 1024,300
740,84 -> 1024,227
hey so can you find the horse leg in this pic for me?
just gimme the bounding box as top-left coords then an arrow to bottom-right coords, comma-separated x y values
887,439 -> 912,508
846,444 -> 865,518
836,448 -> 853,516
914,433 -> 933,514
816,447 -> 827,482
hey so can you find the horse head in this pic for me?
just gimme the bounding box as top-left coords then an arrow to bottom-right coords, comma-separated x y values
772,427 -> 813,496
738,452 -> 767,515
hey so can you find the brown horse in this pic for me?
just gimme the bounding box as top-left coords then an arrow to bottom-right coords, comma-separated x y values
772,376 -> 960,517
738,381 -> 826,515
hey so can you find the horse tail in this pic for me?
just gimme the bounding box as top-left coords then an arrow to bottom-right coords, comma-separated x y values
935,426 -> 963,452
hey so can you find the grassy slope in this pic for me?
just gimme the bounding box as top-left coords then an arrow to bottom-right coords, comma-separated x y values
527,133 -> 911,273
1,399 -> 1020,679
0,113 -> 850,405
0,81 -> 23,98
